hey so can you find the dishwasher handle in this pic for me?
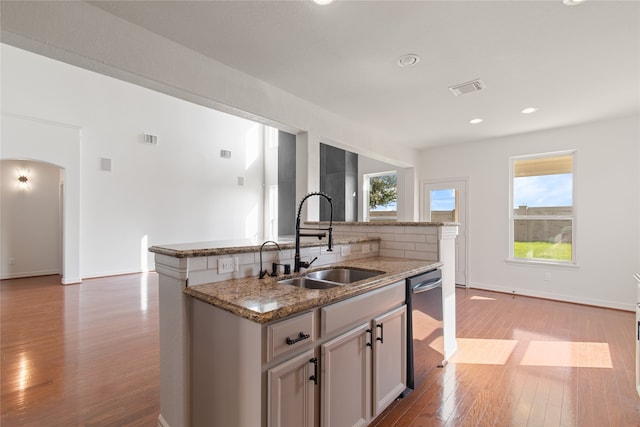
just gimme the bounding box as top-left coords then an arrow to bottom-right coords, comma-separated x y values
413,278 -> 443,294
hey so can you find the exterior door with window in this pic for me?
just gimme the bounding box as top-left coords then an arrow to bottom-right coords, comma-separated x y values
422,180 -> 467,286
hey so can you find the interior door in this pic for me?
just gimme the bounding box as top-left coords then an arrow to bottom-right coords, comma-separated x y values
422,179 -> 468,286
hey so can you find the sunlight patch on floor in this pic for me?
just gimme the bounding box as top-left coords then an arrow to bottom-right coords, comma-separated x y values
520,341 -> 613,368
470,295 -> 496,301
451,338 -> 518,365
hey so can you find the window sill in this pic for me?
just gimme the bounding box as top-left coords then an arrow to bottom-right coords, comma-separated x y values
505,258 -> 579,270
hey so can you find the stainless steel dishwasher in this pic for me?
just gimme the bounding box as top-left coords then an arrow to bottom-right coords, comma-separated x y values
406,268 -> 444,390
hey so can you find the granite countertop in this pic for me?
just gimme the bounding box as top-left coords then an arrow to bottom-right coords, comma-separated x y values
185,256 -> 442,324
149,236 -> 380,258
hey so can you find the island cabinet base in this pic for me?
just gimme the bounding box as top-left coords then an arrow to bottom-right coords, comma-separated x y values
191,281 -> 407,427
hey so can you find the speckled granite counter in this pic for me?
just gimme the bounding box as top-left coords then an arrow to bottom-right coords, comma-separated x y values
185,256 -> 441,324
149,236 -> 379,258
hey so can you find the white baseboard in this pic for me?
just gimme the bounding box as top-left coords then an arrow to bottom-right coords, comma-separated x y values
81,268 -> 154,280
0,269 -> 59,280
468,281 -> 635,312
61,276 -> 82,285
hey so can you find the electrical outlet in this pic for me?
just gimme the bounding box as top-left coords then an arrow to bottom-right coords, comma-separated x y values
8,257 -> 16,265
218,257 -> 236,273
362,244 -> 371,254
544,272 -> 552,281
341,245 -> 351,256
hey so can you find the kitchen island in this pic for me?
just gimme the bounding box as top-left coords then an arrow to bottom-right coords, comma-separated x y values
150,222 -> 458,427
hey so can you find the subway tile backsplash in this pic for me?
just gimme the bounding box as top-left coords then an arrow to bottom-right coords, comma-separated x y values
184,224 -> 440,286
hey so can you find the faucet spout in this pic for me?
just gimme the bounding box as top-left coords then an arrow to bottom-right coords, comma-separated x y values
294,192 -> 333,273
259,240 -> 281,279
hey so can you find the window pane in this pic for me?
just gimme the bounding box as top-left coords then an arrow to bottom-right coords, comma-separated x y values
511,152 -> 575,263
430,189 -> 457,222
514,219 -> 572,261
368,173 -> 397,221
513,173 -> 573,211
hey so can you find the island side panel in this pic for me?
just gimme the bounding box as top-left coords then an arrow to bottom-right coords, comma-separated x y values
154,254 -> 190,427
191,298 -> 263,426
438,225 -> 458,360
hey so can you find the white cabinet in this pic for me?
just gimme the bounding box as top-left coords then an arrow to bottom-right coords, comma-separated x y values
192,280 -> 407,427
321,304 -> 407,427
322,322 -> 371,427
268,349 -> 317,427
373,306 -> 407,416
267,310 -> 316,362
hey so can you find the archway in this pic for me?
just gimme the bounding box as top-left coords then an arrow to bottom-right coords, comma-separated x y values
1,159 -> 63,279
1,113 -> 81,284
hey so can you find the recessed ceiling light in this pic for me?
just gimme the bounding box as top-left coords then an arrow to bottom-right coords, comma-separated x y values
397,54 -> 420,68
469,118 -> 483,125
563,0 -> 586,5
521,107 -> 539,114
313,0 -> 334,4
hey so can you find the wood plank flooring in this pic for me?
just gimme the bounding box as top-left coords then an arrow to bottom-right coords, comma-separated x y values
1,274 -> 159,426
372,288 -> 640,427
2,274 -> 639,426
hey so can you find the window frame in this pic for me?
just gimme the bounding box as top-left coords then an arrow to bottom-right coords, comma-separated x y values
507,150 -> 578,268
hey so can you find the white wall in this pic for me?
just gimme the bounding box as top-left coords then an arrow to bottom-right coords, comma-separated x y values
0,0 -> 417,168
1,160 -> 61,278
1,44 -> 265,278
419,115 -> 640,310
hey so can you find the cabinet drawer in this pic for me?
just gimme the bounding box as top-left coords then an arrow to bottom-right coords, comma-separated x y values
321,281 -> 405,337
267,310 -> 316,362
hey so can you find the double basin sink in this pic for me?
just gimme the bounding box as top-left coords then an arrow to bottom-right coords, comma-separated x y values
278,267 -> 384,290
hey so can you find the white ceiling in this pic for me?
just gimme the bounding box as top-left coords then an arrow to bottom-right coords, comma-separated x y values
90,0 -> 639,149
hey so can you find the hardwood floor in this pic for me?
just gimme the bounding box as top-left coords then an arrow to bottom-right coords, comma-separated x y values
2,274 -> 639,426
1,274 -> 159,426
372,288 -> 640,427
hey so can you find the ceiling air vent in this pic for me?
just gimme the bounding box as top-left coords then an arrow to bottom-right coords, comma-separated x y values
449,79 -> 485,96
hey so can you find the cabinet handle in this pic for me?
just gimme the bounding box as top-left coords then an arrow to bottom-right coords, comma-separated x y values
285,331 -> 310,345
366,329 -> 373,348
637,321 -> 640,341
376,323 -> 384,344
309,357 -> 318,385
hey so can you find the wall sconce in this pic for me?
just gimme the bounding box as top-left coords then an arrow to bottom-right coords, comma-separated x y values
17,169 -> 30,190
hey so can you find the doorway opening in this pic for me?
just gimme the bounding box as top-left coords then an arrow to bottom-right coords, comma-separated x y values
1,159 -> 64,280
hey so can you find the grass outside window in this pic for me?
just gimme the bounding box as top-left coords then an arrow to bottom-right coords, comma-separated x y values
514,241 -> 572,262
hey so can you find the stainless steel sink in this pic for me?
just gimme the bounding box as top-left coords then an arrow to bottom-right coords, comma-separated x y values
279,267 -> 384,290
305,268 -> 383,284
278,276 -> 340,290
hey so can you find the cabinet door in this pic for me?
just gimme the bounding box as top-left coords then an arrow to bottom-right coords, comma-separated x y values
268,349 -> 317,427
321,322 -> 371,427
373,305 -> 407,416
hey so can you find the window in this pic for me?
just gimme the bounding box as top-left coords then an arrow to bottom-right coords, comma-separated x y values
365,171 -> 397,221
509,151 -> 576,264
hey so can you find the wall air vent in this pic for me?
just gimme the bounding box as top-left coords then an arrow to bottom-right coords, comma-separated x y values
449,79 -> 485,96
143,133 -> 158,144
